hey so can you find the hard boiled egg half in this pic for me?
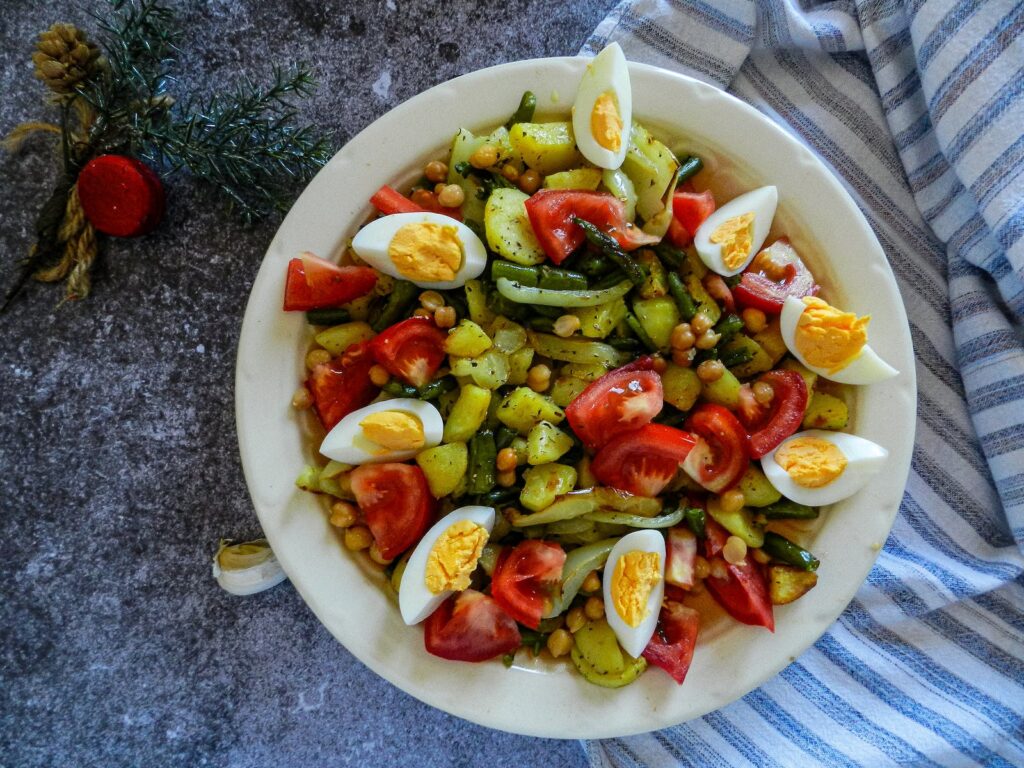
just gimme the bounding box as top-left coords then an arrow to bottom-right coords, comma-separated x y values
320,398 -> 442,465
761,430 -> 888,507
780,295 -> 898,384
399,505 -> 495,625
603,529 -> 665,659
572,42 -> 632,170
352,212 -> 487,290
694,186 -> 778,276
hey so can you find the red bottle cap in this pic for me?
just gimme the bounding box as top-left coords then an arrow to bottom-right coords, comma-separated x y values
77,155 -> 166,237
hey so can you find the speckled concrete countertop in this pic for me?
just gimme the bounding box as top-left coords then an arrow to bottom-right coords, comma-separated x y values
0,2 -> 612,765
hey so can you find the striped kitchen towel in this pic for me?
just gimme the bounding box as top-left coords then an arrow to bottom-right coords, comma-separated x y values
581,1 -> 1024,765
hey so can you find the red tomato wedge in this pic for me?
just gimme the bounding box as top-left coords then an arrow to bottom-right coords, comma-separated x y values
490,540 -> 566,630
591,423 -> 697,497
524,189 -> 659,264
642,601 -> 701,684
564,360 -> 663,450
424,590 -> 521,662
283,253 -> 378,312
667,217 -> 693,248
666,527 -> 698,589
350,463 -> 435,560
703,520 -> 774,631
672,190 -> 716,237
369,184 -> 462,221
742,370 -> 808,459
682,404 -> 748,493
733,239 -> 817,314
368,317 -> 447,387
306,349 -> 379,431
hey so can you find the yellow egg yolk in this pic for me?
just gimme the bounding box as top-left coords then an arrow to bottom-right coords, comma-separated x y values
795,297 -> 870,374
424,520 -> 488,594
611,550 -> 661,628
388,223 -> 462,282
709,212 -> 755,270
591,91 -> 623,152
774,436 -> 848,488
359,411 -> 425,453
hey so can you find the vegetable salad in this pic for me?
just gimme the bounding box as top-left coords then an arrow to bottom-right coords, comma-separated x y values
285,44 -> 897,688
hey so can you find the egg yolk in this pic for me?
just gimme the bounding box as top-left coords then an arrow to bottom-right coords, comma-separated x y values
388,223 -> 462,282
591,91 -> 623,152
774,436 -> 848,488
359,411 -> 425,453
611,550 -> 661,628
424,520 -> 488,594
709,212 -> 755,270
795,297 -> 870,374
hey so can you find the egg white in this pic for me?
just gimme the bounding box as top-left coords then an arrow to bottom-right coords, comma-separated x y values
398,505 -> 496,625
761,429 -> 888,507
572,42 -> 632,170
694,186 -> 778,277
319,398 -> 443,465
602,529 -> 666,659
780,295 -> 899,385
351,212 -> 487,290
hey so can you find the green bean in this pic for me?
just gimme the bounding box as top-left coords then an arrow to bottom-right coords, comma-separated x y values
667,272 -> 697,321
714,313 -> 744,346
761,499 -> 818,520
719,346 -> 754,369
572,218 -> 646,287
576,251 -> 616,277
607,336 -> 643,352
654,243 -> 686,270
684,506 -> 706,537
382,380 -> 417,398
305,308 -> 350,325
495,425 -> 518,451
491,261 -> 539,286
372,280 -> 418,332
467,430 -> 497,495
625,312 -> 660,353
505,90 -> 537,128
762,532 -> 820,571
527,316 -> 555,332
676,155 -> 704,184
591,269 -> 630,290
418,376 -> 457,401
518,629 -> 548,655
478,485 -> 519,508
538,265 -> 588,291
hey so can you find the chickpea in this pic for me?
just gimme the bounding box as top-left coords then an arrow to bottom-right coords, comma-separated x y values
501,164 -> 520,182
742,307 -> 767,334
671,348 -> 695,367
518,169 -> 542,194
581,570 -> 601,594
497,469 -> 517,487
691,313 -> 713,335
546,629 -> 574,658
723,536 -> 748,565
651,354 -> 668,374
693,555 -> 711,580
696,359 -> 725,383
751,249 -> 788,281
752,548 -> 771,565
291,386 -> 312,410
412,307 -> 434,318
433,306 -> 457,328
368,364 -> 391,387
709,558 -> 729,580
695,329 -> 721,350
419,290 -> 445,312
368,542 -> 393,565
305,348 -> 332,369
719,488 -> 746,514
566,607 -> 587,634
583,596 -> 605,620
329,501 -> 358,528
344,525 -> 373,551
753,381 -> 775,404
437,184 -> 465,208
670,322 -> 695,351
553,314 -> 581,338
469,144 -> 499,169
496,447 -> 518,472
527,364 -> 551,392
433,183 -> 446,195
424,160 -> 448,183
410,188 -> 436,208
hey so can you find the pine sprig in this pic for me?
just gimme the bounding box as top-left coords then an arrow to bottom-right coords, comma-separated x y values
141,65 -> 333,224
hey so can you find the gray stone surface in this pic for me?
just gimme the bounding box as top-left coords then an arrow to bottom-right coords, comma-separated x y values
0,2 -> 612,765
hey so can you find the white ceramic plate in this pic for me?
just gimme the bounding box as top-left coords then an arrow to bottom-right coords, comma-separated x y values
235,57 -> 916,739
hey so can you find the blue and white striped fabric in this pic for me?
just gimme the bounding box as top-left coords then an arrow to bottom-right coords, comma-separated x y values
580,1 -> 1024,765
